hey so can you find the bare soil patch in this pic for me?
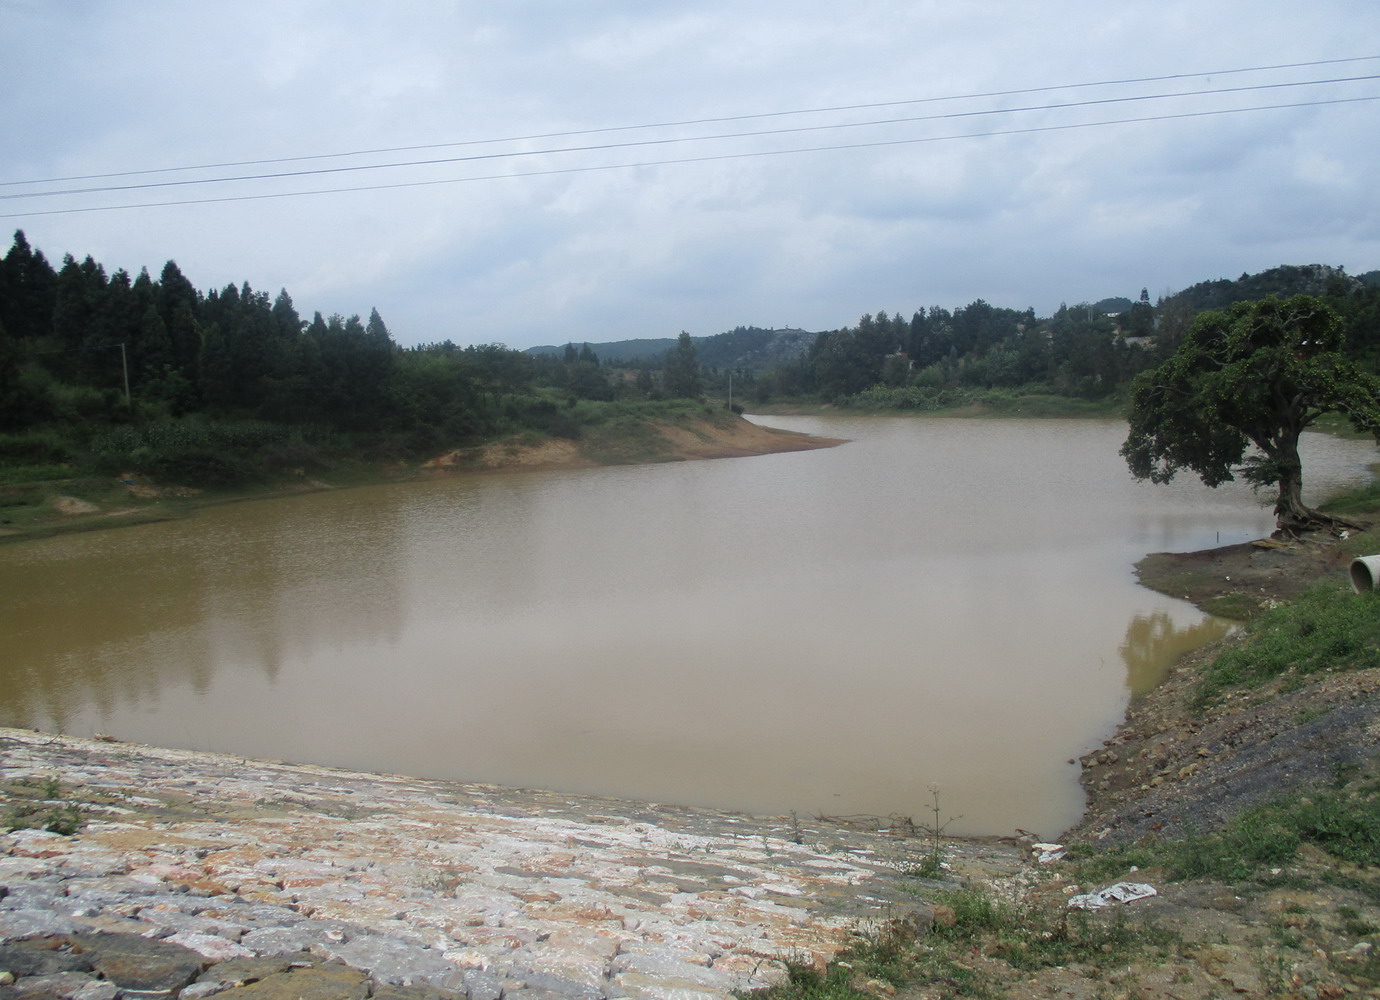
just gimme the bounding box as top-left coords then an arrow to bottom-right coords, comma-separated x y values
423,416 -> 844,475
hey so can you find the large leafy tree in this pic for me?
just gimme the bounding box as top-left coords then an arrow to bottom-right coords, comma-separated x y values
1121,294 -> 1380,535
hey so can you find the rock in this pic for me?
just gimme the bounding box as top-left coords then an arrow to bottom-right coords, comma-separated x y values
238,924 -> 326,956
312,933 -> 456,987
0,908 -> 80,940
1,727 -> 949,999
137,907 -> 251,941
165,931 -> 256,962
611,952 -> 742,993
502,967 -> 608,999
211,962 -> 370,999
181,983 -> 231,999
197,956 -> 300,985
69,932 -> 207,995
71,981 -> 121,1000
614,969 -> 734,999
369,984 -> 466,1000
0,939 -> 95,977
7,970 -> 103,998
456,968 -> 505,1000
524,928 -> 620,989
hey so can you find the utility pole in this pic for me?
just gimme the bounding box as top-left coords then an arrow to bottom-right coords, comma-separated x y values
119,343 -> 131,406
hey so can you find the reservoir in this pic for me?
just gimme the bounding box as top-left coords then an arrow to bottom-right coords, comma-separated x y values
1,415 -> 1375,836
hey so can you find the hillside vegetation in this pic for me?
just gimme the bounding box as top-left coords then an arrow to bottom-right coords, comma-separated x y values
4,229 -> 1379,531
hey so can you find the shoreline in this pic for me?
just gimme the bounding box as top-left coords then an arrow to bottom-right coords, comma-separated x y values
0,414 -> 846,546
0,727 -> 1022,999
1072,517 -> 1380,844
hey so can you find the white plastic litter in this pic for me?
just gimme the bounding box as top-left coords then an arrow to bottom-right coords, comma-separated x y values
1032,843 -> 1066,863
1067,882 -> 1158,909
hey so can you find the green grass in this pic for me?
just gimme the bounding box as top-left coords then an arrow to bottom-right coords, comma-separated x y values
736,921 -> 995,1000
565,399 -> 739,464
838,385 -> 1127,418
87,419 -> 344,485
740,886 -> 1178,1000
1322,466 -> 1380,518
0,463 -> 75,486
1070,782 -> 1380,884
929,887 -> 1178,972
1193,584 -> 1380,708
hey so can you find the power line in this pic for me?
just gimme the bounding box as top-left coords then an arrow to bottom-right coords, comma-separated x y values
4,95 -> 1373,221
4,73 -> 1376,203
2,54 -> 1376,189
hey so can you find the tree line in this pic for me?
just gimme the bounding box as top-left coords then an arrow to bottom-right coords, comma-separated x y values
745,266 -> 1380,409
5,227 -> 1379,486
0,231 -> 708,481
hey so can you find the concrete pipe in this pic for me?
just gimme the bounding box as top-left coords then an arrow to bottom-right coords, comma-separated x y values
1349,555 -> 1380,594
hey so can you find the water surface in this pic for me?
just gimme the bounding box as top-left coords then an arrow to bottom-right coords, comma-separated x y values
2,416 -> 1374,836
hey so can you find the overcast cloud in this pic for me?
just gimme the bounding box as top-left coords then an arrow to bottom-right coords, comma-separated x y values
2,1 -> 1377,348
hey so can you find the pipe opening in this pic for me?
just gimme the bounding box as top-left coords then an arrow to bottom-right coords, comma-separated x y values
1349,555 -> 1380,594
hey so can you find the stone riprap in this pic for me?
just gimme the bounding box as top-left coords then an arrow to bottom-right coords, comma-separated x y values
0,729 -> 1000,999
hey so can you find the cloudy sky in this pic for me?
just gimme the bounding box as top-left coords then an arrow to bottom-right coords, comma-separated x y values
2,2 -> 1377,349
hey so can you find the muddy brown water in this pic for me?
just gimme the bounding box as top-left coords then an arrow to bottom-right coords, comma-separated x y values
2,416 -> 1375,838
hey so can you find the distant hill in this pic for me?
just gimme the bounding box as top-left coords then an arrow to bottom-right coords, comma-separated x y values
1093,296 -> 1135,314
1160,264 -> 1361,312
527,264 -> 1380,373
528,326 -> 818,370
528,338 -> 675,363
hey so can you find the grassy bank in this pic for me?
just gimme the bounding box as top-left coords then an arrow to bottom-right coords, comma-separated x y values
0,400 -> 834,544
750,388 -> 1127,419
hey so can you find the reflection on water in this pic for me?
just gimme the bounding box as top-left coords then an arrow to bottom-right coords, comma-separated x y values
1120,612 -> 1234,696
0,489 -> 408,732
0,416 -> 1374,837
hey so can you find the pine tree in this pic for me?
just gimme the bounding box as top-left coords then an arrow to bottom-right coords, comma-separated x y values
663,332 -> 702,398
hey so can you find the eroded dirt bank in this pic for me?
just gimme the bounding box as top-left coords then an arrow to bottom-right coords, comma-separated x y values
1,415 -> 845,544
424,415 -> 844,474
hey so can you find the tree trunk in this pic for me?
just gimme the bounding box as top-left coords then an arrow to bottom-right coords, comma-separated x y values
1271,434 -> 1361,536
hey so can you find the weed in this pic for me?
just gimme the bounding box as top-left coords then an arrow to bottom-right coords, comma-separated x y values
732,931 -> 923,1000
739,884 -> 1178,999
1297,705 -> 1327,725
1072,782 -> 1380,886
1337,905 -> 1377,937
930,887 -> 1178,972
3,776 -> 87,836
902,786 -> 959,879
1267,917 -> 1306,950
1194,584 -> 1380,708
